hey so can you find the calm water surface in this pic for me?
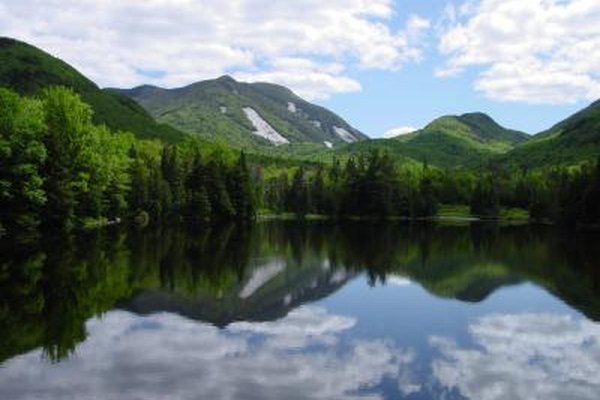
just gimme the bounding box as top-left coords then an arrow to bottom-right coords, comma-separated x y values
1,222 -> 600,400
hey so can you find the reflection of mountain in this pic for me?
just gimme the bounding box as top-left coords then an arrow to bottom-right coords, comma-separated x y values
412,227 -> 600,319
123,258 -> 354,327
335,223 -> 600,320
1,222 -> 600,365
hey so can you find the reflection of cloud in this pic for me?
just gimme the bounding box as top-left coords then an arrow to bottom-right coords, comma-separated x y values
230,306 -> 355,349
387,275 -> 412,287
431,313 -> 600,400
0,307 -> 415,400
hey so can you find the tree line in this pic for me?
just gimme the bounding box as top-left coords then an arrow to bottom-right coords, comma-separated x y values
260,151 -> 600,226
1,86 -> 599,238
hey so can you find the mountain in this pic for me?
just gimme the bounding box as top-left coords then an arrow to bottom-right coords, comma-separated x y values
122,260 -> 354,327
0,37 -> 185,142
503,100 -> 600,167
336,112 -> 529,168
114,76 -> 368,149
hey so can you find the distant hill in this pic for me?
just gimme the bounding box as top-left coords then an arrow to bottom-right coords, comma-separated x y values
502,100 -> 600,168
114,76 -> 368,149
336,112 -> 529,168
0,37 -> 185,142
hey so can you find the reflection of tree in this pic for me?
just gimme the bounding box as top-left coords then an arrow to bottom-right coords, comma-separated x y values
1,222 -> 600,364
325,222 -> 600,316
0,224 -> 253,363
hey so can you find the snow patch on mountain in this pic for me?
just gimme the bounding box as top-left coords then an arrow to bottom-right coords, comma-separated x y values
324,141 -> 333,149
243,107 -> 290,146
310,120 -> 322,129
333,126 -> 357,143
239,260 -> 286,299
329,269 -> 348,284
287,102 -> 297,113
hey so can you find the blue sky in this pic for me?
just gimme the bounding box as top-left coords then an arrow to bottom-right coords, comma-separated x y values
321,0 -> 596,136
1,0 -> 598,137
321,51 -> 586,137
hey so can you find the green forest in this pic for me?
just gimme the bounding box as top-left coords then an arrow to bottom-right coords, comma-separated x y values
1,86 -> 600,238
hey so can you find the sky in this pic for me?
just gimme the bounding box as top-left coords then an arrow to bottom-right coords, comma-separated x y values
0,0 -> 598,137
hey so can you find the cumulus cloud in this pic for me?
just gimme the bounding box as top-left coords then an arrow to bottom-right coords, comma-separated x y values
437,0 -> 600,103
230,306 -> 356,349
386,275 -> 412,286
431,313 -> 600,399
382,126 -> 418,138
233,58 -> 362,100
0,0 -> 430,100
0,307 -> 417,400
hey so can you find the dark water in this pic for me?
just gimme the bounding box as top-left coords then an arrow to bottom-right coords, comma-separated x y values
1,222 -> 600,400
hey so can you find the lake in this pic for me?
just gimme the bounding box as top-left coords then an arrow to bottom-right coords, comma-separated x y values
1,222 -> 600,400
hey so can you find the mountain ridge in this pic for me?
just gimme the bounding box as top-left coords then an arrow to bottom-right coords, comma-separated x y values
502,99 -> 600,167
113,75 -> 369,149
332,111 -> 530,168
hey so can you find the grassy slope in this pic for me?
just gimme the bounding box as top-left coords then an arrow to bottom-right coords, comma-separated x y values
0,37 -> 185,142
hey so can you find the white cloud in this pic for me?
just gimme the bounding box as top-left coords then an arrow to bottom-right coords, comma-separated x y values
386,275 -> 412,286
0,0 -> 430,100
0,307 -> 417,400
382,126 -> 417,138
234,58 -> 362,100
437,0 -> 600,103
230,306 -> 356,349
431,313 -> 600,399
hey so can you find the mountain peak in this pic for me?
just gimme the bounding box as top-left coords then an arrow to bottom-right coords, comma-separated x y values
0,36 -> 20,47
459,112 -> 496,123
216,75 -> 237,83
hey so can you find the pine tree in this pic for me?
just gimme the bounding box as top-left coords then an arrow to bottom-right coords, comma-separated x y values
289,167 -> 310,218
311,166 -> 327,214
229,152 -> 255,221
205,159 -> 234,220
160,145 -> 183,215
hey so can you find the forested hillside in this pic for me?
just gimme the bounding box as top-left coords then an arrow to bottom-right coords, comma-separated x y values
329,112 -> 528,168
502,100 -> 600,168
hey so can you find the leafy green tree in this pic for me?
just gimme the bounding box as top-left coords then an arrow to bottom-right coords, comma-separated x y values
41,87 -> 98,229
0,88 -> 47,233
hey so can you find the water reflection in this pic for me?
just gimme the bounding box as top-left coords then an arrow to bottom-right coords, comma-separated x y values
432,313 -> 600,399
1,222 -> 600,399
0,308 -> 418,400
